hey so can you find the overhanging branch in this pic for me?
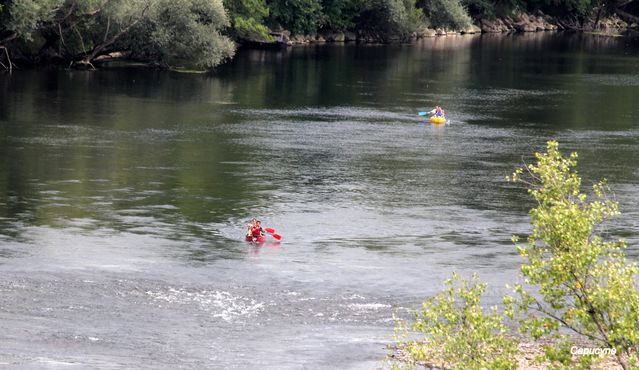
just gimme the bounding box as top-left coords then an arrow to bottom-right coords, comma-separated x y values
616,8 -> 639,23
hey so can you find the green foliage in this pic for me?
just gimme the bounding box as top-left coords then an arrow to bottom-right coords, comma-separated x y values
268,0 -> 323,35
422,0 -> 472,30
506,140 -> 639,368
526,0 -> 594,16
224,0 -> 272,40
1,0 -> 234,69
74,0 -> 150,56
394,273 -> 518,370
541,337 -> 574,366
145,0 -> 235,68
534,335 -> 597,369
461,0 -> 495,17
5,0 -> 62,41
357,0 -> 423,40
320,0 -> 364,30
394,142 -> 638,369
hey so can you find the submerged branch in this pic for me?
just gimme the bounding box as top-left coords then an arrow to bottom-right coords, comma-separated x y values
0,46 -> 15,71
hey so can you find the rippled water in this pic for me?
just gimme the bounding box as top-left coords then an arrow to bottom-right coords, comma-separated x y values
1,33 -> 639,368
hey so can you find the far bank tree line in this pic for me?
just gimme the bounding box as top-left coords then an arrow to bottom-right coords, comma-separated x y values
1,0 -> 638,70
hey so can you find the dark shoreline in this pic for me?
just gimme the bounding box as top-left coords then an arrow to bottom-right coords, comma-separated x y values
2,25 -> 637,73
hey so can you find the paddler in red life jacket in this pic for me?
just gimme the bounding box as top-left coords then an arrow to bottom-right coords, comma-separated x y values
253,220 -> 265,239
246,218 -> 257,238
246,218 -> 264,241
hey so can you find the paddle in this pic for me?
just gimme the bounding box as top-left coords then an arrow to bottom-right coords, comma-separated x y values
419,110 -> 438,116
264,227 -> 282,241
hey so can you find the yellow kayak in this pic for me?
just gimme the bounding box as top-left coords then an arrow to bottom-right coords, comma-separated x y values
430,116 -> 446,124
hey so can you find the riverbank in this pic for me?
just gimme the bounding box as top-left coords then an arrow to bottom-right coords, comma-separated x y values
249,12 -> 638,47
2,14 -> 637,71
3,0 -> 639,71
389,336 -> 625,369
476,11 -> 637,34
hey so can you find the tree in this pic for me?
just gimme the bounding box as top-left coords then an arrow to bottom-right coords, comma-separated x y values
267,0 -> 323,35
320,0 -> 364,30
144,0 -> 235,69
460,0 -> 496,18
0,0 -> 65,69
2,0 -> 63,41
506,141 -> 639,370
72,0 -> 153,68
526,0 -> 594,17
393,142 -> 639,369
420,0 -> 472,29
357,0 -> 423,41
0,0 -> 234,69
394,273 -> 518,370
223,0 -> 272,40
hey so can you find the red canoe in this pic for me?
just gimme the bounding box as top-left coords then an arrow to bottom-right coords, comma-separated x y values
246,235 -> 266,243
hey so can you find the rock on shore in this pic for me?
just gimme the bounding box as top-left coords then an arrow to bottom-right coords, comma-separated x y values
478,11 -> 635,33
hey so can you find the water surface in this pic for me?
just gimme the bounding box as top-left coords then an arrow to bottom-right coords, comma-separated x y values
1,32 -> 639,368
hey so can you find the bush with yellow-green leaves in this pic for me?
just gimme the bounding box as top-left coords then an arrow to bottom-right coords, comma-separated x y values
506,141 -> 639,369
394,273 -> 518,370
393,141 -> 639,370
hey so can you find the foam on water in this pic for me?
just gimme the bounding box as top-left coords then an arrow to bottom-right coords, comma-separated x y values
146,288 -> 266,322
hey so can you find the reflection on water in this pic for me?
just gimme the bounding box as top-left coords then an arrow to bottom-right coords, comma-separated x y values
1,32 -> 638,368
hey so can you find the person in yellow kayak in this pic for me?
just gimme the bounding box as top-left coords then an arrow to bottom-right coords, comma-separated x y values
428,105 -> 445,117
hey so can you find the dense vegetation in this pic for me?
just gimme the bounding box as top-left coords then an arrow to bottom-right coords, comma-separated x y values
0,0 -> 235,69
1,0 -> 637,70
225,0 -> 639,40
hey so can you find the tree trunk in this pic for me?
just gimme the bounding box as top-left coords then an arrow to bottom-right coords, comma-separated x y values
72,3 -> 150,68
593,6 -> 604,30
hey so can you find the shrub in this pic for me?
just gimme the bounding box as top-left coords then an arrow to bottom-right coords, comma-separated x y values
506,140 -> 639,370
146,0 -> 235,68
357,0 -> 424,41
422,0 -> 472,30
3,0 -> 63,41
461,0 -> 495,18
321,0 -> 364,31
1,0 -> 235,69
267,0 -> 323,35
394,273 -> 518,370
223,0 -> 272,40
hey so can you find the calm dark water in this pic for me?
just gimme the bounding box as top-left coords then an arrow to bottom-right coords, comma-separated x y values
1,32 -> 638,368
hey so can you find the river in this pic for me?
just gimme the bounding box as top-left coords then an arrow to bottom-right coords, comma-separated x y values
1,32 -> 638,369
